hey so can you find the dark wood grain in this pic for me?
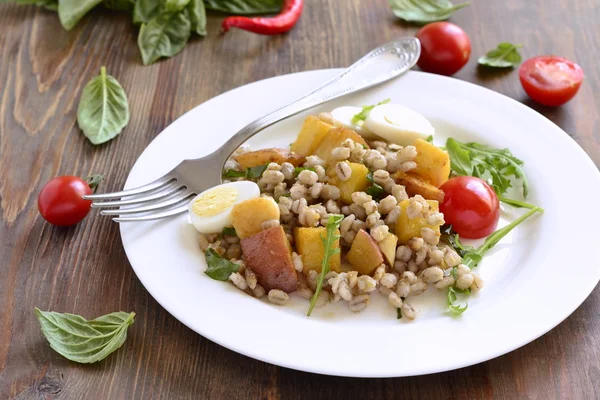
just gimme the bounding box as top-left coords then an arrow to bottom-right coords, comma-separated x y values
1,0 -> 599,399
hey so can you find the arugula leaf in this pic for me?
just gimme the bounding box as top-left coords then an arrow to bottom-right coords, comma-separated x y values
187,0 -> 206,35
223,164 -> 268,180
294,167 -> 316,176
58,0 -> 103,30
447,287 -> 468,314
352,98 -> 390,125
221,226 -> 237,237
203,0 -> 282,14
426,135 -> 434,143
366,171 -> 386,199
445,138 -> 528,198
204,248 -> 240,281
390,0 -> 470,24
84,174 -> 105,194
77,67 -> 130,145
499,196 -> 540,210
478,43 -> 523,68
307,214 -> 343,316
35,308 -> 135,363
138,11 -> 191,65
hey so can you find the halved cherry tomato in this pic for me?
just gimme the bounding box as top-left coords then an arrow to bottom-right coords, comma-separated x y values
519,56 -> 583,107
440,176 -> 500,239
416,22 -> 471,76
38,176 -> 93,226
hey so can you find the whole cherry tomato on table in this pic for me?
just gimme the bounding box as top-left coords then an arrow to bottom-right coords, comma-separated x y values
439,176 -> 500,239
416,22 -> 471,76
519,56 -> 583,107
38,175 -> 103,226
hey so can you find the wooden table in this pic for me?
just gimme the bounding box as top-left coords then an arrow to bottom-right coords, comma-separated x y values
1,0 -> 599,398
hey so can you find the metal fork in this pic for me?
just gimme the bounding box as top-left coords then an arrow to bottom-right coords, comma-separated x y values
85,37 -> 421,222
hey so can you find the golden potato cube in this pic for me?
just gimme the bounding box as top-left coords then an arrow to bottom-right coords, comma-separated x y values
397,173 -> 445,202
347,229 -> 385,275
328,162 -> 371,204
378,233 -> 398,266
230,197 -> 280,239
235,148 -> 305,169
294,227 -> 341,273
312,128 -> 368,162
411,138 -> 450,187
395,199 -> 442,244
290,116 -> 334,156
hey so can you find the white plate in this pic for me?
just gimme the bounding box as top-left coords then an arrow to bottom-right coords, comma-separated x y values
120,70 -> 600,377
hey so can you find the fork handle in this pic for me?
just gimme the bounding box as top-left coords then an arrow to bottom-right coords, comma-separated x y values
212,37 -> 421,165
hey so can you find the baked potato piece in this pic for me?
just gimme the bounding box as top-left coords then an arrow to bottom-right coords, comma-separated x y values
294,227 -> 341,273
377,233 -> 398,266
411,138 -> 450,187
395,199 -> 442,244
397,173 -> 445,203
230,197 -> 280,239
235,148 -> 305,169
328,162 -> 371,204
347,229 -> 385,275
291,116 -> 334,156
312,128 -> 369,162
240,226 -> 298,293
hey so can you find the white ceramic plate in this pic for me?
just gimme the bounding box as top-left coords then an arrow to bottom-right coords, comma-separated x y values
120,70 -> 600,377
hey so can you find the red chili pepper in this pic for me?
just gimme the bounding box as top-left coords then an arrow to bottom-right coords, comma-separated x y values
221,0 -> 303,35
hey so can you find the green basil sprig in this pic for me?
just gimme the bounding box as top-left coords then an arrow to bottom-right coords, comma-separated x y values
478,43 -> 523,68
35,308 -> 135,363
138,11 -> 192,65
389,0 -> 470,24
203,0 -> 282,14
445,138 -> 529,198
58,0 -> 103,30
77,67 -> 130,145
204,248 -> 240,281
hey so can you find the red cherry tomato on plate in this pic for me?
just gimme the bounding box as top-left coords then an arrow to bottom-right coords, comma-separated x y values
38,176 -> 93,226
416,22 -> 471,76
440,176 -> 500,239
519,56 -> 583,107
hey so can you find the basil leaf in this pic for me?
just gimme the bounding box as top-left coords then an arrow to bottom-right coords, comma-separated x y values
165,0 -> 189,12
58,0 -> 103,30
352,98 -> 390,125
203,0 -> 282,14
307,214 -> 343,316
246,164 -> 268,179
133,0 -> 161,24
102,0 -> 134,12
390,0 -> 470,24
187,0 -> 206,35
478,43 -> 523,68
35,308 -> 135,363
77,67 -> 130,145
11,0 -> 58,10
221,226 -> 237,237
447,287 -> 468,314
138,11 -> 191,65
204,248 -> 239,281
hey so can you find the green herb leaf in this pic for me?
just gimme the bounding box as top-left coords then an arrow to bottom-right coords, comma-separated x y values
58,0 -> 103,30
222,169 -> 246,178
445,137 -> 528,198
77,67 -> 130,145
366,171 -> 386,199
307,214 -> 343,316
84,174 -> 105,194
246,164 -> 269,179
203,0 -> 282,14
187,0 -> 206,35
12,0 -> 59,10
221,226 -> 237,237
138,11 -> 191,65
499,196 -> 542,210
133,0 -> 161,24
352,98 -> 390,125
478,43 -> 523,68
102,0 -> 135,12
397,308 -> 402,319
426,135 -> 434,143
447,287 -> 468,314
389,0 -> 470,24
35,308 -> 135,363
293,166 -> 315,176
204,248 -> 239,281
164,0 -> 189,12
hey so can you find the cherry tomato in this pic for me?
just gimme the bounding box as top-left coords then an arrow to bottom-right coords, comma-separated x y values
38,176 -> 93,226
440,176 -> 500,239
519,56 -> 583,107
416,22 -> 471,76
